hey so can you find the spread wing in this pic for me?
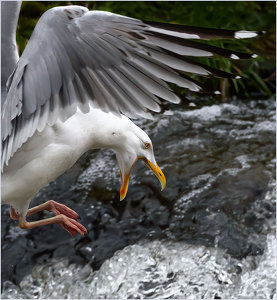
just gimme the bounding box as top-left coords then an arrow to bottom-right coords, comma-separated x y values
1,5 -> 258,169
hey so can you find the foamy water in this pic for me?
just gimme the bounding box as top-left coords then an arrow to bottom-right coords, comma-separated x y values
2,233 -> 275,299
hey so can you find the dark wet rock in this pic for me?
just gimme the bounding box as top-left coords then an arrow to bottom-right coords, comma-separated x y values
1,98 -> 275,287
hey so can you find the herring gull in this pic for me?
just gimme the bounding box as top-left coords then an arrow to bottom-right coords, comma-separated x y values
1,1 -> 259,236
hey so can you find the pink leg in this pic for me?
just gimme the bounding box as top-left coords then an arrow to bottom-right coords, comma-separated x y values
26,200 -> 79,220
10,207 -> 19,220
18,214 -> 87,236
10,200 -> 79,220
10,200 -> 86,236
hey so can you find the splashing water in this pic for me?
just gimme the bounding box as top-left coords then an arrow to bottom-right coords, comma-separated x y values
2,233 -> 276,299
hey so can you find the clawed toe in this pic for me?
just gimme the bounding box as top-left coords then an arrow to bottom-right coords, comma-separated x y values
57,214 -> 87,236
62,224 -> 77,236
48,200 -> 79,220
14,200 -> 86,237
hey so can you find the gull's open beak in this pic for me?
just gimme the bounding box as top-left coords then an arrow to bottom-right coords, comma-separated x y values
120,157 -> 166,201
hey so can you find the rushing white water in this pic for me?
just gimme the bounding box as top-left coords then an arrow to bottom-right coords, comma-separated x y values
2,177 -> 276,299
2,234 -> 276,299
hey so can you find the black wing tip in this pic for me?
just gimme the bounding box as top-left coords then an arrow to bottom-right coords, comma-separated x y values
230,53 -> 258,60
144,20 -> 262,41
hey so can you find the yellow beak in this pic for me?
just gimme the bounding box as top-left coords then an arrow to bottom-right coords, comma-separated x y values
120,157 -> 166,201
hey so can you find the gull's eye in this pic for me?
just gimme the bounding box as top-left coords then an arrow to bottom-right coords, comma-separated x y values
144,142 -> 150,149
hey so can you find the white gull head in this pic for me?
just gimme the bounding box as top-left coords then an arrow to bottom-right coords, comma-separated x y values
87,111 -> 166,200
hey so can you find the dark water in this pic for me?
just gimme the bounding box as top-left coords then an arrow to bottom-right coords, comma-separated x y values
1,98 -> 276,299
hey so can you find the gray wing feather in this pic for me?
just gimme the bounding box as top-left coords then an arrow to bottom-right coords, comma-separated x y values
2,6 -> 256,169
